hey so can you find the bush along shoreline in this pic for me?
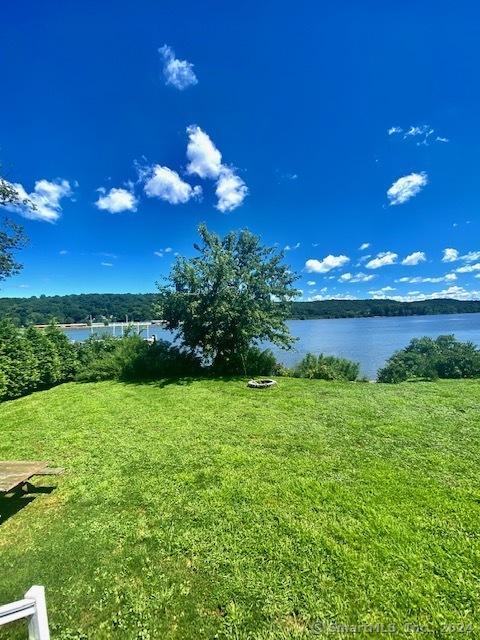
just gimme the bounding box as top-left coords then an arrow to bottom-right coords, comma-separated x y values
377,335 -> 480,383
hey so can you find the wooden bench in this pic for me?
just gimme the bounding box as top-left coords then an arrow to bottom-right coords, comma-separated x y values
0,461 -> 64,494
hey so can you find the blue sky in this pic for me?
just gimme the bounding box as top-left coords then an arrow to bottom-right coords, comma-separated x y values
1,1 -> 479,301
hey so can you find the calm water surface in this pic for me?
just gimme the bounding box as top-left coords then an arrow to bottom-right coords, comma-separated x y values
65,312 -> 480,379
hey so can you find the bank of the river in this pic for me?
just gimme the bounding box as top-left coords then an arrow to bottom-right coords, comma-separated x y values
63,312 -> 480,379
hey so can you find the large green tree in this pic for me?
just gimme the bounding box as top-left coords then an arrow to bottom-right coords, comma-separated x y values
156,224 -> 299,371
0,175 -> 28,283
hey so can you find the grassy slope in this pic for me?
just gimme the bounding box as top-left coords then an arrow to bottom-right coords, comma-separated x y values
0,379 -> 479,639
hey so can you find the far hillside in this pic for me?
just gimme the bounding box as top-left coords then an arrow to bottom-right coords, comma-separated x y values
0,293 -> 480,325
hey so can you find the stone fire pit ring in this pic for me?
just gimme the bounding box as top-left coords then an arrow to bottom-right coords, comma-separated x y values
247,379 -> 277,389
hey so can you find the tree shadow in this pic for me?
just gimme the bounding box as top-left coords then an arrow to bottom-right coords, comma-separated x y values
0,485 -> 55,526
119,375 -> 247,389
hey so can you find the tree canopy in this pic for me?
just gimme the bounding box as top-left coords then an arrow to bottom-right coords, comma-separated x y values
0,173 -> 28,284
155,224 -> 299,370
0,218 -> 27,284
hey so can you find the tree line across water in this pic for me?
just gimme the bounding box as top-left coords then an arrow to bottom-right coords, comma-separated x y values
1,293 -> 480,326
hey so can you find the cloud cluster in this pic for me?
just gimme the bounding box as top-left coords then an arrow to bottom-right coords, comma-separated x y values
382,286 -> 480,303
134,126 -> 247,213
186,125 -> 248,212
339,272 -> 375,283
395,273 -> 457,284
388,124 -> 449,146
159,45 -> 198,90
369,286 -> 396,298
456,262 -> 480,274
154,247 -> 174,258
95,187 -> 137,213
387,172 -> 428,205
6,178 -> 73,222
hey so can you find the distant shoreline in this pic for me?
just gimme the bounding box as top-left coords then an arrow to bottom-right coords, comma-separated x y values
2,293 -> 480,326
54,311 -> 480,332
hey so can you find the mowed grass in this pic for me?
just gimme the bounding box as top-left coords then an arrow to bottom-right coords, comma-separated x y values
0,378 -> 479,639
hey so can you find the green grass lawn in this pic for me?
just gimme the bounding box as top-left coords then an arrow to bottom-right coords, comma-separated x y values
0,378 -> 479,639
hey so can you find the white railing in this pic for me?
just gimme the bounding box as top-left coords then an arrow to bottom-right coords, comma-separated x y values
0,586 -> 50,639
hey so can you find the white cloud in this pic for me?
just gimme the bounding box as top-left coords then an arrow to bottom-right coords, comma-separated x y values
366,251 -> 398,269
359,242 -> 370,250
402,251 -> 426,266
95,187 -> 137,213
101,262 -> 113,267
306,280 -> 316,286
59,249 -> 68,255
186,125 -> 223,179
6,179 -> 73,222
357,274 -> 376,283
461,251 -> 480,263
186,125 -> 248,212
388,124 -> 448,146
340,272 -> 375,283
159,45 -> 198,90
369,286 -> 396,299
308,293 -> 358,302
215,168 -> 248,212
154,247 -> 174,258
395,273 -> 457,284
284,242 -> 300,251
445,272 -> 458,281
404,125 -> 433,139
144,165 -> 202,204
442,248 -> 459,262
387,172 -> 428,205
305,254 -> 350,274
456,262 -> 480,274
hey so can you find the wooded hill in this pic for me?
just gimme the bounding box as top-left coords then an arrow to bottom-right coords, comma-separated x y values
0,293 -> 479,325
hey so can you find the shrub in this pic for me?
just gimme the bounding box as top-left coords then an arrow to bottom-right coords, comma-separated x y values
44,322 -> 79,380
0,365 -> 6,398
75,336 -> 203,382
76,334 -> 118,367
0,320 -> 40,399
76,356 -> 121,382
25,326 -> 62,387
377,335 -> 480,383
211,346 -> 278,377
293,353 -> 360,381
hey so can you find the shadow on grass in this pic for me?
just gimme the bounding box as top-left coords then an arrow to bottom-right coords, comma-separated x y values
0,485 -> 55,526
118,375 -> 247,389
